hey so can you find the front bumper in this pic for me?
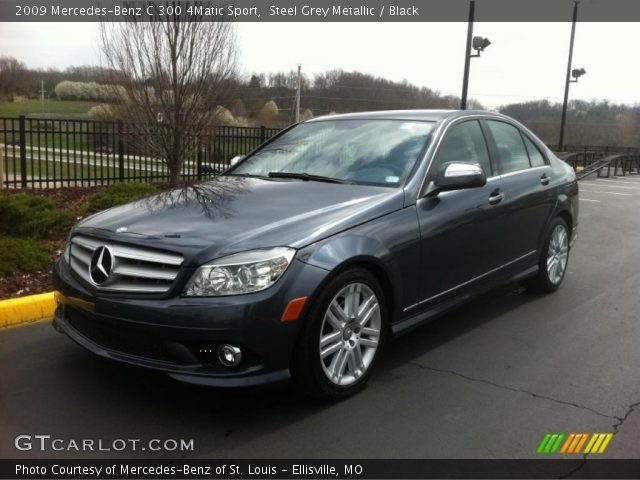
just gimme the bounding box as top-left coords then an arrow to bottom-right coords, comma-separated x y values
52,256 -> 328,387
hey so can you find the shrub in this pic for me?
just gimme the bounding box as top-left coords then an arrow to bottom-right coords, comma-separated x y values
86,182 -> 158,212
0,236 -> 50,276
54,80 -> 126,102
88,104 -> 115,121
300,109 -> 314,121
257,100 -> 279,126
0,194 -> 70,239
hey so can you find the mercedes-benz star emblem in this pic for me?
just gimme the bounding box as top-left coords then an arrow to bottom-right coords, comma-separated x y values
89,246 -> 113,285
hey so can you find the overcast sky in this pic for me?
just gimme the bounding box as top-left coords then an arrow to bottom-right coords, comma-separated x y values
0,21 -> 638,108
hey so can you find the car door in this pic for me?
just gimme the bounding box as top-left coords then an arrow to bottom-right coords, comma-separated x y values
415,119 -> 511,307
483,120 -> 556,268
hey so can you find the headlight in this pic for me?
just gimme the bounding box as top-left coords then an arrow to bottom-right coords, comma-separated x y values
183,247 -> 296,297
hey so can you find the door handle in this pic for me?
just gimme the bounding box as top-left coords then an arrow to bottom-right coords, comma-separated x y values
540,173 -> 550,186
488,189 -> 504,205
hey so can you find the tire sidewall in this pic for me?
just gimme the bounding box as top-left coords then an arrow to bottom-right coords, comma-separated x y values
296,268 -> 388,399
539,217 -> 570,291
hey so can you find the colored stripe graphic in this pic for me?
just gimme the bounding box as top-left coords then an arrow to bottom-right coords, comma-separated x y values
550,433 -> 565,453
584,434 -> 598,453
560,434 -> 575,454
567,433 -> 584,453
541,432 -> 614,454
537,433 -> 565,453
537,434 -> 552,453
598,433 -> 614,453
574,433 -> 589,453
584,433 -> 614,454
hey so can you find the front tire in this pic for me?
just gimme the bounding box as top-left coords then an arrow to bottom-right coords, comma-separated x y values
291,268 -> 388,400
522,217 -> 570,293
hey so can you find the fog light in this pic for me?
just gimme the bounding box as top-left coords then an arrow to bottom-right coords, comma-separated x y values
218,344 -> 242,367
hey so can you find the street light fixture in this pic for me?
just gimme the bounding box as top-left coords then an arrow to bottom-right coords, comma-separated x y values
461,1 -> 491,110
570,68 -> 586,82
471,36 -> 491,56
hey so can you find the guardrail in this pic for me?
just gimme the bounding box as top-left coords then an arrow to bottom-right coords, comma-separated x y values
554,145 -> 640,156
561,152 -> 640,180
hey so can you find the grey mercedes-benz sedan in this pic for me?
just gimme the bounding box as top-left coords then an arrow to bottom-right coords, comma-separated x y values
53,110 -> 578,399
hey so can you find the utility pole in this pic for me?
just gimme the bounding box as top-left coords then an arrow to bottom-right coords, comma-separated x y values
39,80 -> 47,115
295,64 -> 301,123
460,1 -> 475,110
558,1 -> 580,151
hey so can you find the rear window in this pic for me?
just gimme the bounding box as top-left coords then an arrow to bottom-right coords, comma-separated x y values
486,121 -> 531,175
522,135 -> 547,167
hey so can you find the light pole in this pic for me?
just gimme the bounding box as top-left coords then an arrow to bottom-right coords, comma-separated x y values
558,1 -> 585,151
460,0 -> 491,110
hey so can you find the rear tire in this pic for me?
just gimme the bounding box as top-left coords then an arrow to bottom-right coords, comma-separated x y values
291,268 -> 388,400
522,217 -> 570,293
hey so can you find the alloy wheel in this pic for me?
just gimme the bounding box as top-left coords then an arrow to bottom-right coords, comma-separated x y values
547,224 -> 569,284
319,282 -> 381,386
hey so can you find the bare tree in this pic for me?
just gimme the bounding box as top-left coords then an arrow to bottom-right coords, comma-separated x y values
0,56 -> 28,97
100,15 -> 238,186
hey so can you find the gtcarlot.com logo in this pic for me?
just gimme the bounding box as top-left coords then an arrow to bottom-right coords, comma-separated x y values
15,435 -> 194,452
537,432 -> 613,454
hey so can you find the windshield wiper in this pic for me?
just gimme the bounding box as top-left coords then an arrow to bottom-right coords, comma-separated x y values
227,172 -> 269,179
268,172 -> 351,184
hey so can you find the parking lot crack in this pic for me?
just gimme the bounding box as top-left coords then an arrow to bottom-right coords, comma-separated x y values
612,399 -> 640,432
560,400 -> 640,478
401,360 -> 616,420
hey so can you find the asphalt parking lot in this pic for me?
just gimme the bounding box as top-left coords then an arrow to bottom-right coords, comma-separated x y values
2,175 -> 640,460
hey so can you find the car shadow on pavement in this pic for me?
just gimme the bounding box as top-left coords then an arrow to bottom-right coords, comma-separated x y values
378,283 -> 545,373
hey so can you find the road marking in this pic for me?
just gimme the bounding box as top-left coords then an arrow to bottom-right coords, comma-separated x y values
594,178 -> 640,185
578,189 -> 633,196
579,198 -> 600,203
581,182 -> 640,190
609,177 -> 640,184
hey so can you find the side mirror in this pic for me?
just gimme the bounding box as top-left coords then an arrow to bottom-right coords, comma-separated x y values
426,162 -> 486,196
229,155 -> 245,167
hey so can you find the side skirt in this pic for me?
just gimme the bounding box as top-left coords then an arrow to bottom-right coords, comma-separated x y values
391,265 -> 538,338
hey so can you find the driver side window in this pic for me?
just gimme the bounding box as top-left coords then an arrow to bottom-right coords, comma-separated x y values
432,120 -> 491,177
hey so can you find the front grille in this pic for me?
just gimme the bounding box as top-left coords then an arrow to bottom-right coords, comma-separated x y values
66,307 -> 174,363
69,234 -> 183,294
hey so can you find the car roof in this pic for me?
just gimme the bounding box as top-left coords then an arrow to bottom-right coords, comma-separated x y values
305,109 -> 506,123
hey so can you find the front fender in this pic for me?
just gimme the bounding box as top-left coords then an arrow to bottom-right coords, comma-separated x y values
296,207 -> 422,321
298,234 -> 402,310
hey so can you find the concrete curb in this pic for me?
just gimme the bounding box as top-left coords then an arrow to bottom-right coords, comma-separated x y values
0,292 -> 56,328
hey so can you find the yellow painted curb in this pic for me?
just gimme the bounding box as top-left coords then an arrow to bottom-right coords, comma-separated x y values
0,292 -> 56,328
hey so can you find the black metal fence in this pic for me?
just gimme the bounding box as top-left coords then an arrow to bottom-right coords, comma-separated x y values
0,116 -> 280,188
2,115 -> 639,189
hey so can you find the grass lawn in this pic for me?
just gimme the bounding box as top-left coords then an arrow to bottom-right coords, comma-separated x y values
0,99 -> 99,119
4,130 -> 106,152
3,157 -> 162,183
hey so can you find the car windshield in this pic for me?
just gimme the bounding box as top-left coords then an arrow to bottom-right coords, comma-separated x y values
229,119 -> 435,186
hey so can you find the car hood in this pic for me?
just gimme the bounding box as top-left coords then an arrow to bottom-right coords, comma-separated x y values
75,176 -> 405,266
